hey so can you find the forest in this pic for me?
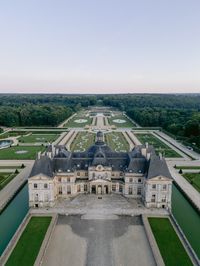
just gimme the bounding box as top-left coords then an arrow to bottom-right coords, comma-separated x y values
0,93 -> 199,151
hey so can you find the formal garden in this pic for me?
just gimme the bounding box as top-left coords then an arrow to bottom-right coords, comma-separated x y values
182,173 -> 200,193
18,133 -> 59,143
0,146 -> 45,160
64,114 -> 93,128
70,132 -> 95,152
108,115 -> 135,128
134,133 -> 182,158
0,172 -> 18,190
105,132 -> 129,152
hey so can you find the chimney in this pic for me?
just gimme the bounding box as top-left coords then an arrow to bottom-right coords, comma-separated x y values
159,152 -> 162,160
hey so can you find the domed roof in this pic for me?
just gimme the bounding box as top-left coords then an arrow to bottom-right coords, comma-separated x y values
97,131 -> 103,138
86,142 -> 113,154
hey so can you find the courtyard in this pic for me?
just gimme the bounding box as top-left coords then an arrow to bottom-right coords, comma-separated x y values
42,214 -> 156,266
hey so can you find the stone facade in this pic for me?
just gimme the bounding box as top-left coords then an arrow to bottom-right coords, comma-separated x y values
28,131 -> 172,209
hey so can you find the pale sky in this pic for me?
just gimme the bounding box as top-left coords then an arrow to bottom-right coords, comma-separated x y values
0,0 -> 200,94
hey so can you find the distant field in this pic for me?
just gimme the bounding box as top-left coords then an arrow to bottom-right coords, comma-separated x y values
105,132 -> 129,152
70,132 -> 95,151
0,172 -> 17,190
108,115 -> 135,128
19,134 -> 59,143
148,217 -> 193,266
183,173 -> 200,193
134,133 -> 181,158
0,146 -> 45,160
6,216 -> 52,266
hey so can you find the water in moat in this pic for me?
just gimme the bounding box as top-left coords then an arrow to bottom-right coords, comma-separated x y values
0,183 -> 29,256
172,184 -> 200,259
0,183 -> 200,258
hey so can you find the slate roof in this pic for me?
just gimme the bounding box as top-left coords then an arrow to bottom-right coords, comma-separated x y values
147,154 -> 172,179
29,132 -> 172,179
30,155 -> 53,178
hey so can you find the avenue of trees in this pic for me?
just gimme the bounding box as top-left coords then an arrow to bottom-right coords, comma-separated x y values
0,93 -> 199,150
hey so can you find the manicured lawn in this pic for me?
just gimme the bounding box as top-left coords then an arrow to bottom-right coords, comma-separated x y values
0,146 -> 45,160
70,132 -> 95,151
135,133 -> 182,158
105,132 -> 129,152
175,165 -> 200,170
0,172 -> 17,190
148,217 -> 193,266
64,114 -> 92,127
6,216 -> 52,266
18,134 -> 59,143
183,173 -> 200,193
0,131 -> 28,139
108,115 -> 135,128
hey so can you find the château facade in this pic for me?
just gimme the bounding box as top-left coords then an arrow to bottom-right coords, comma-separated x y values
28,131 -> 172,209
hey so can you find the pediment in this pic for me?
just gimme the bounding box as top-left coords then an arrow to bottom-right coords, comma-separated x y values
90,179 -> 110,183
30,173 -> 51,180
149,175 -> 171,181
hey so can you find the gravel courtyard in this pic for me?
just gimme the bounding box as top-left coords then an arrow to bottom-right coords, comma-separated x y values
42,215 -> 156,266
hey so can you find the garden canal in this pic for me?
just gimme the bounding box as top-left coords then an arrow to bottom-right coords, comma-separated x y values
0,183 -> 200,259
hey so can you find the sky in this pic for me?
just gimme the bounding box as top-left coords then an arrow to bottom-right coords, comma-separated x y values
0,0 -> 200,94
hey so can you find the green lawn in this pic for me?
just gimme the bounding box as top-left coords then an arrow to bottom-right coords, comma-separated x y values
108,115 -> 135,128
135,133 -> 182,158
6,216 -> 52,266
64,114 -> 92,128
0,131 -> 28,139
183,173 -> 200,193
105,132 -> 129,152
0,172 -> 17,190
0,146 -> 45,160
18,134 -> 59,143
148,217 -> 193,266
70,132 -> 95,151
175,165 -> 200,170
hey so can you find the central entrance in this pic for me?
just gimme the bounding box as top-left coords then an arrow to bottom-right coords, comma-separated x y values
90,182 -> 110,195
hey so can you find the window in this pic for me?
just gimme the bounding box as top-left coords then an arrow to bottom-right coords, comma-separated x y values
137,187 -> 142,195
59,186 -> 62,194
112,184 -> 116,192
35,193 -> 39,201
163,184 -> 167,190
84,184 -> 87,191
138,178 -> 141,183
151,194 -> 156,202
129,178 -> 133,183
85,172 -> 88,176
119,185 -> 123,193
67,177 -> 70,182
77,185 -> 80,192
77,172 -> 80,176
67,185 -> 71,194
152,184 -> 156,189
129,186 -> 133,195
162,196 -> 166,202
34,183 -> 38,189
120,172 -> 123,176
44,183 -> 48,189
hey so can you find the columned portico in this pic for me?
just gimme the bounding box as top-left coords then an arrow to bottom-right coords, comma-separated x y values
89,180 -> 111,194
